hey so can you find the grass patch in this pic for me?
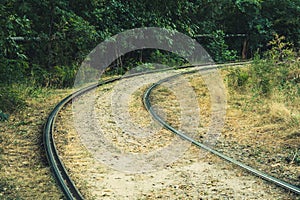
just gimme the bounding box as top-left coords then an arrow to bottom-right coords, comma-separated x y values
0,177 -> 22,200
0,85 -> 69,199
0,133 -> 21,199
0,83 -> 54,122
221,58 -> 300,186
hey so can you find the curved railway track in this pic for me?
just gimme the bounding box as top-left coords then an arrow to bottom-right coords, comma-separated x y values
143,71 -> 300,196
43,62 -> 300,199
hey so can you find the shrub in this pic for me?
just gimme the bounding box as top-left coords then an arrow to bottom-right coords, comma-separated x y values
227,67 -> 249,90
249,57 -> 272,96
207,30 -> 238,63
0,85 -> 26,113
51,65 -> 77,88
266,34 -> 295,62
228,34 -> 299,97
30,65 -> 78,88
149,49 -> 186,67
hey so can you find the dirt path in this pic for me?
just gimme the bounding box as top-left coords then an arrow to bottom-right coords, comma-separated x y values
55,69 -> 298,199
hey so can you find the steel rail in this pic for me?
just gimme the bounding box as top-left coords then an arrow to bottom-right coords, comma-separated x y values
43,80 -> 114,200
43,61 -> 253,199
143,68 -> 300,195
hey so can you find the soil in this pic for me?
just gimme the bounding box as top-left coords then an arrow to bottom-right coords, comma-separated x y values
54,67 -> 299,199
0,89 -> 69,199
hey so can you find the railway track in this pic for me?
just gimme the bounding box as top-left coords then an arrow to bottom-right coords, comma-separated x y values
143,70 -> 300,196
43,62 -> 300,199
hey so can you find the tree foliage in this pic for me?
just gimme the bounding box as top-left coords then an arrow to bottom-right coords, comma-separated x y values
0,0 -> 299,87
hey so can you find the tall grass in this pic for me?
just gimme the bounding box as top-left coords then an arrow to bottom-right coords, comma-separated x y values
228,35 -> 299,97
227,34 -> 299,126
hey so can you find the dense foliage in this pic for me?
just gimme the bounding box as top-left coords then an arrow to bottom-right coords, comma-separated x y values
0,0 -> 299,114
228,34 -> 299,99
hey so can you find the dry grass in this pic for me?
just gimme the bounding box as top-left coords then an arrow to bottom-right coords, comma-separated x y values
1,64 -> 298,199
53,66 -> 300,198
128,85 -> 153,127
269,102 -> 292,123
54,105 -> 102,200
214,67 -> 300,186
0,88 -> 72,199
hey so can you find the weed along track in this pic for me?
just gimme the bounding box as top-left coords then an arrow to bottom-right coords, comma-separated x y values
143,71 -> 300,196
44,62 -> 300,199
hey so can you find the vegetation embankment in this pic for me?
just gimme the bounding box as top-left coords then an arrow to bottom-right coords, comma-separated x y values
1,0 -> 299,198
0,34 -> 299,198
1,0 -> 300,118
223,37 -> 299,188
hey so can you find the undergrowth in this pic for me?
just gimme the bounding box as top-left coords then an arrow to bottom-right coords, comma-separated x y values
0,84 -> 52,121
227,34 -> 300,126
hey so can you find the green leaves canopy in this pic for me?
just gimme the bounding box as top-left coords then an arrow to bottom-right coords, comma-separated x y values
1,0 -> 299,86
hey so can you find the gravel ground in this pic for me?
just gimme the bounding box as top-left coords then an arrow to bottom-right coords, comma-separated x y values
54,68 -> 299,199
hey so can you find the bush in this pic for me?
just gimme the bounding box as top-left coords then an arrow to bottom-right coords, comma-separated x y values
51,65 -> 77,88
149,50 -> 187,67
0,59 -> 29,85
227,67 -> 249,90
0,85 -> 26,113
207,30 -> 238,63
266,34 -> 295,62
250,57 -> 272,96
228,34 -> 299,97
30,65 -> 78,88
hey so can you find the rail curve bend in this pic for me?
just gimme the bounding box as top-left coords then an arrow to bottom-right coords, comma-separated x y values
43,61 -> 299,199
143,68 -> 300,196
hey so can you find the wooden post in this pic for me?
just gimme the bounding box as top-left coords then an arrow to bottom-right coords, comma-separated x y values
242,37 -> 249,60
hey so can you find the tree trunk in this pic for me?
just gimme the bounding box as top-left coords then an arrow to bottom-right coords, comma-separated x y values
242,37 -> 249,59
